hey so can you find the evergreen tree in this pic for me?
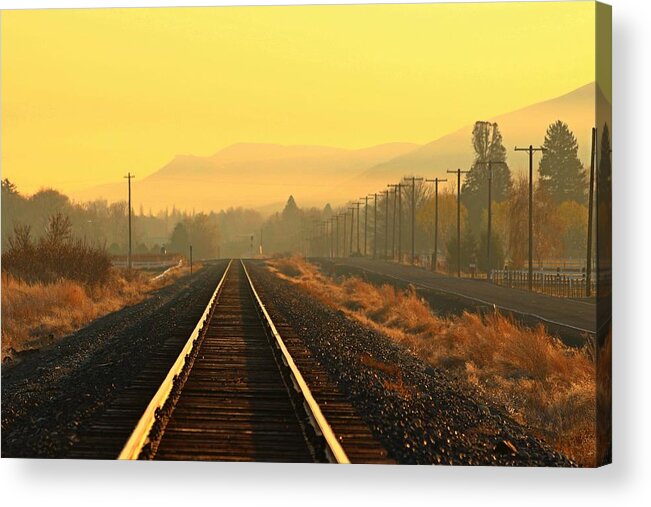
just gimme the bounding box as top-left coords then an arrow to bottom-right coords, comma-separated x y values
446,225 -> 478,273
478,230 -> 505,273
461,122 -> 512,236
538,120 -> 587,204
282,195 -> 300,220
169,222 -> 189,254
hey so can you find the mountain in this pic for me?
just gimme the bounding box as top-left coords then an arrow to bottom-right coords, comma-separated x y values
354,82 -> 598,189
73,82 -> 599,212
73,142 -> 419,213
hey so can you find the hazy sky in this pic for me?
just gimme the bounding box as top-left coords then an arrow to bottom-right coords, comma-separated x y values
1,2 -> 596,194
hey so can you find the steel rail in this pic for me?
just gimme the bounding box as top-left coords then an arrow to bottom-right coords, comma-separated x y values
118,259 -> 233,460
241,260 -> 351,464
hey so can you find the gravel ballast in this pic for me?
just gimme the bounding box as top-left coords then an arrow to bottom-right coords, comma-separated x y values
247,261 -> 574,466
1,261 -> 228,458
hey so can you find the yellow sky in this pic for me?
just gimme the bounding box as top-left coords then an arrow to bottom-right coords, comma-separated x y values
1,2 -> 595,194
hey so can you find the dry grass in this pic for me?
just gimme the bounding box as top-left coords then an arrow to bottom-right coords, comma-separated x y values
267,256 -> 598,466
1,261 -> 201,361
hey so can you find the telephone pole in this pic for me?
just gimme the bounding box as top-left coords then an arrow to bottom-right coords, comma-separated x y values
390,186 -> 397,259
123,172 -> 135,271
388,183 -> 405,262
447,169 -> 470,277
326,216 -> 335,259
515,144 -> 546,291
586,127 -> 597,297
348,206 -> 355,256
370,193 -> 378,259
360,195 -> 370,256
355,201 -> 362,254
404,177 -> 423,265
474,160 -> 506,276
425,177 -> 447,272
335,215 -> 340,258
342,213 -> 347,258
383,190 -> 389,260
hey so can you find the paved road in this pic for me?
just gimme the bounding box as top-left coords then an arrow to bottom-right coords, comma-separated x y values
325,258 -> 596,335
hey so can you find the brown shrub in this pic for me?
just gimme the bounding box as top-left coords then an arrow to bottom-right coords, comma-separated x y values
1,260 -> 202,361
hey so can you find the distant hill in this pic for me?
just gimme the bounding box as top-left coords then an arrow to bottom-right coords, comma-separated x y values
73,142 -> 419,214
353,82 -> 598,190
73,82 -> 599,212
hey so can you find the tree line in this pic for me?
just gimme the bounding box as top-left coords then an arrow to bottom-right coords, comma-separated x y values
300,119 -> 611,273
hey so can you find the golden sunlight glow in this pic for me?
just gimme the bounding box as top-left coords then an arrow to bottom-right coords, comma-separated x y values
1,2 -> 595,194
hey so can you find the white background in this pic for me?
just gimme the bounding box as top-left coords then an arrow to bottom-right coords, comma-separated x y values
0,0 -> 649,505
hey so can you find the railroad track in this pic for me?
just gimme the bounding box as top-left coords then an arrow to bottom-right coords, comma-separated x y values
71,259 -> 389,463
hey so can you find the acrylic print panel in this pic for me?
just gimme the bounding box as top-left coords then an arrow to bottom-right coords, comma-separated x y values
0,1 -> 611,466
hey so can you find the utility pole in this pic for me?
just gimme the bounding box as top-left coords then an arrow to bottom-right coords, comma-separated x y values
388,183 -> 405,262
342,213 -> 347,258
383,190 -> 389,260
447,169 -> 470,277
260,227 -> 263,256
425,177 -> 447,272
404,177 -> 423,265
515,144 -> 546,291
474,160 -> 506,276
355,201 -> 362,254
360,195 -> 370,256
329,218 -> 334,259
124,172 -> 135,271
371,193 -> 378,259
189,245 -> 193,275
335,215 -> 340,258
586,127 -> 597,298
348,207 -> 355,256
391,186 -> 397,260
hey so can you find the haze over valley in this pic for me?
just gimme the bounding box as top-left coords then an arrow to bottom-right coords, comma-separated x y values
71,82 -> 598,214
